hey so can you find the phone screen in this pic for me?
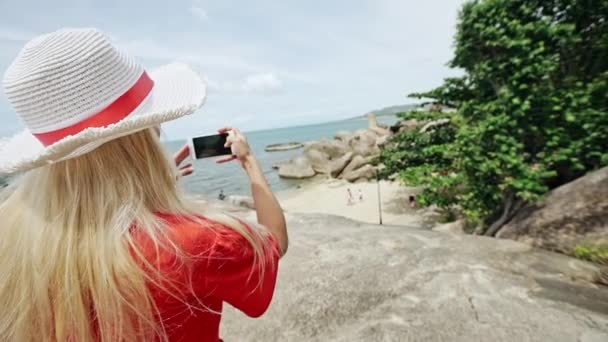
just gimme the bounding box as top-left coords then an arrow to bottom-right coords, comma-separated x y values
191,133 -> 232,159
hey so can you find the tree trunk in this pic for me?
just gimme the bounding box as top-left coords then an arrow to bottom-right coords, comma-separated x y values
484,192 -> 524,237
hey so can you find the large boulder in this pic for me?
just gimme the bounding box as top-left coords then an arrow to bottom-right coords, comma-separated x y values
390,119 -> 421,134
497,166 -> 608,255
334,131 -> 354,143
328,152 -> 353,178
376,134 -> 390,148
341,155 -> 367,176
304,149 -> 353,177
342,164 -> 376,182
420,118 -> 451,133
370,126 -> 392,137
223,213 -> 608,341
349,129 -> 380,157
304,139 -> 349,160
304,149 -> 332,174
278,156 -> 316,179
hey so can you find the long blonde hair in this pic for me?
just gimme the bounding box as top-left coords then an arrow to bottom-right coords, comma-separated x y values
0,128 -> 268,341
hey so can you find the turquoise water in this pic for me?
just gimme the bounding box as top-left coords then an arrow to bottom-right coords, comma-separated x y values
164,115 -> 398,197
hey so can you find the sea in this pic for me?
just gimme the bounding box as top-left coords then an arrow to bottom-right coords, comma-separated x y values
164,115 -> 399,198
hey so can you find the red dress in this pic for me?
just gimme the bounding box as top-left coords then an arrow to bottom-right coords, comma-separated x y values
131,213 -> 280,341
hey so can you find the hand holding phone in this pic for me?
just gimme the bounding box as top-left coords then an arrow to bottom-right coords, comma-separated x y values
217,127 -> 252,164
189,133 -> 232,159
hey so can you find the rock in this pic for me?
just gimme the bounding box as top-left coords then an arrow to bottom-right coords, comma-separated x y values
328,152 -> 353,178
265,142 -> 304,152
304,148 -> 332,174
390,119 -> 425,134
390,119 -> 421,134
349,129 -> 380,157
341,155 -> 367,176
278,156 -> 316,179
222,213 -> 608,341
301,149 -> 354,178
342,164 -> 376,182
433,219 -> 466,235
370,126 -> 392,137
334,131 -> 354,143
376,134 -> 390,147
304,139 -> 349,160
366,112 -> 379,128
497,166 -> 608,255
226,195 -> 255,210
420,118 -> 451,133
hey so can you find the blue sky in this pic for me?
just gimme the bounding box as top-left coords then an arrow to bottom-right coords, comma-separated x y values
0,0 -> 464,139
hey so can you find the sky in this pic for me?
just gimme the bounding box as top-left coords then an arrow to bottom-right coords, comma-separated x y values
0,0 -> 465,139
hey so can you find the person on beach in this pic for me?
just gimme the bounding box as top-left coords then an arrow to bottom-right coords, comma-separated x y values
219,189 -> 226,201
0,28 -> 287,342
358,189 -> 364,202
347,188 -> 354,205
409,195 -> 417,208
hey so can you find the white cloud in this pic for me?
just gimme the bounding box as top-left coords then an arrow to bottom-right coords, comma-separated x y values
242,73 -> 282,94
208,73 -> 283,95
190,1 -> 209,21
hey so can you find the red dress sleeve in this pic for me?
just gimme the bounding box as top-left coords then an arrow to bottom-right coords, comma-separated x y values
192,223 -> 281,318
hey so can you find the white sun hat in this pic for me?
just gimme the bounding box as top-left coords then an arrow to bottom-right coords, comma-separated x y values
0,28 -> 206,175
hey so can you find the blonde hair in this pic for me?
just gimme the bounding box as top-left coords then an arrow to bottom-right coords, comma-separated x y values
0,128 -> 269,341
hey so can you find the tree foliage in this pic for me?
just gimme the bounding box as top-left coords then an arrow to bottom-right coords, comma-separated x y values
382,0 -> 608,232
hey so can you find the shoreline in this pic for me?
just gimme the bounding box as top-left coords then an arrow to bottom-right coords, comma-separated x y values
276,178 -> 436,227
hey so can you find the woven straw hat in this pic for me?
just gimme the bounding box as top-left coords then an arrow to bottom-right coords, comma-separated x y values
0,28 -> 206,175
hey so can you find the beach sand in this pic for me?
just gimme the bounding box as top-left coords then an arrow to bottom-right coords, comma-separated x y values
278,178 -> 436,227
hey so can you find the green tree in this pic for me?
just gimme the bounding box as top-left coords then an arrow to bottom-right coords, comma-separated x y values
382,0 -> 608,234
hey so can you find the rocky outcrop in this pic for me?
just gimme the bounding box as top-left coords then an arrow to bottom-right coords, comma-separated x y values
420,118 -> 450,133
390,119 -> 422,134
328,152 -> 353,178
334,130 -> 354,143
304,139 -> 350,160
278,156 -> 315,179
342,155 -> 367,176
349,129 -> 380,157
497,166 -> 608,255
222,212 -> 608,341
304,148 -> 332,174
277,113 -> 433,182
342,164 -> 376,182
279,129 -> 386,181
265,142 -> 304,152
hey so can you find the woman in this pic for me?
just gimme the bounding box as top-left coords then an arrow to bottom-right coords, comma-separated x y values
0,28 -> 287,341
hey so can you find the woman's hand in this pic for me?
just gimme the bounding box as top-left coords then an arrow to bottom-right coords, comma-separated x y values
173,144 -> 194,178
216,127 -> 253,166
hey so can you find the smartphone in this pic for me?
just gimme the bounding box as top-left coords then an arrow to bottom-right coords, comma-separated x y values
189,133 -> 232,159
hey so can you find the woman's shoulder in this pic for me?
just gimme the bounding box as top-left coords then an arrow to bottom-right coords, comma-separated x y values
154,213 -> 233,249
154,213 -> 268,257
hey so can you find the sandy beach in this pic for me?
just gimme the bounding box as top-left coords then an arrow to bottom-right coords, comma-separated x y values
278,178 -> 435,227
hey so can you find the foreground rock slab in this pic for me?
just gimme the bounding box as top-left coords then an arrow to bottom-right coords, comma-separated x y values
222,213 -> 608,342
